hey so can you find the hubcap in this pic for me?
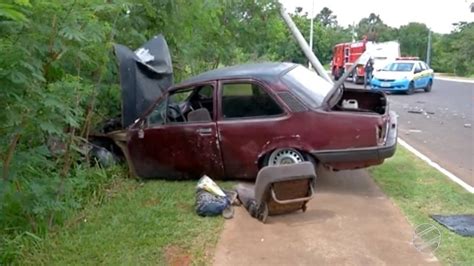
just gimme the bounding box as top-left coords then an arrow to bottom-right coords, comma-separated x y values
268,149 -> 304,166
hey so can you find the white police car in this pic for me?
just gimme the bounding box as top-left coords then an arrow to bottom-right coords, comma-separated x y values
370,58 -> 434,94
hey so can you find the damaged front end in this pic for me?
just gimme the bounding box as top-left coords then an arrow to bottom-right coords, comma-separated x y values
114,34 -> 173,128
89,35 -> 173,176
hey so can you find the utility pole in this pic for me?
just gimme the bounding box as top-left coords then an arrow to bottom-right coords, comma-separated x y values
352,22 -> 356,42
308,0 -> 315,69
426,29 -> 432,65
280,6 -> 333,83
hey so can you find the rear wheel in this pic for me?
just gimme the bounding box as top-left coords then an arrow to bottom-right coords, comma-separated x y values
424,80 -> 432,92
406,81 -> 415,95
266,148 -> 305,166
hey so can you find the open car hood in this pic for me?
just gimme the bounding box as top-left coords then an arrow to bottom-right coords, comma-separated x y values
114,34 -> 173,128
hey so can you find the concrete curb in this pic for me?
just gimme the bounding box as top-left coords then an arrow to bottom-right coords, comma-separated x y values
398,138 -> 474,193
435,76 -> 474,84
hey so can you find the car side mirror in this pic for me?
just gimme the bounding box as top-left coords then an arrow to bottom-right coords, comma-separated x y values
132,118 -> 146,139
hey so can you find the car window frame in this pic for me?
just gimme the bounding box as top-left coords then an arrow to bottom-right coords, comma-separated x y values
422,62 -> 431,70
217,78 -> 288,121
165,81 -> 218,126
132,81 -> 218,129
413,62 -> 422,73
419,61 -> 427,71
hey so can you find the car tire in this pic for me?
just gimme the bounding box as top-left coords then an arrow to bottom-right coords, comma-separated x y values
406,81 -> 415,95
262,148 -> 317,177
424,80 -> 432,92
265,148 -> 305,166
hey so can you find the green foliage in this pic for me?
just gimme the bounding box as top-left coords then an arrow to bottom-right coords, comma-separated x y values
315,7 -> 337,28
16,180 -> 227,264
356,13 -> 398,42
1,0 -> 473,263
431,22 -> 474,76
399,22 -> 429,59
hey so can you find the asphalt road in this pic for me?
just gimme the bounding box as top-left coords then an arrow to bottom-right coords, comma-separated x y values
348,78 -> 474,187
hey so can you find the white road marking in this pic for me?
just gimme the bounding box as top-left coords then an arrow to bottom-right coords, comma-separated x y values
398,138 -> 474,193
435,77 -> 474,84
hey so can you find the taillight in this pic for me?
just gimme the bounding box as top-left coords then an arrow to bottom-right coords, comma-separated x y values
376,123 -> 388,144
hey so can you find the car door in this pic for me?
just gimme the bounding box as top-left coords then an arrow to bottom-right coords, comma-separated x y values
216,79 -> 288,179
413,62 -> 424,88
127,82 -> 224,179
422,62 -> 433,85
418,62 -> 430,87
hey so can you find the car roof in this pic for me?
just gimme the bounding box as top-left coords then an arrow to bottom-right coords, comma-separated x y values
393,60 -> 423,64
179,62 -> 297,85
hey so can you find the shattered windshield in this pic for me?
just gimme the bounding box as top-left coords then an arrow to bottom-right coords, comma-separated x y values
382,62 -> 414,72
281,66 -> 333,108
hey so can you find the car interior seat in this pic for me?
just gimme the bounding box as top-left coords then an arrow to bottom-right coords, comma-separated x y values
187,108 -> 212,122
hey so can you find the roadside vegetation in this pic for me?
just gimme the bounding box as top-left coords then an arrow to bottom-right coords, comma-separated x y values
15,180 -> 227,265
1,0 -> 473,264
369,146 -> 474,264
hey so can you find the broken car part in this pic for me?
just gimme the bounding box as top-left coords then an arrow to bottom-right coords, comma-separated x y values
236,162 -> 316,223
114,34 -> 173,128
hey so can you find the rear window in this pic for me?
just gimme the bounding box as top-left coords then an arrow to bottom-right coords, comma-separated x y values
281,66 -> 333,108
221,83 -> 283,119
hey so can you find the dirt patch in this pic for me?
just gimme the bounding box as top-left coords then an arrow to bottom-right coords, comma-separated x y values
143,197 -> 160,207
176,202 -> 192,211
164,245 -> 191,266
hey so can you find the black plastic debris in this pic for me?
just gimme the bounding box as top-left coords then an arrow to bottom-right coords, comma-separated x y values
90,146 -> 118,167
431,214 -> 474,237
195,175 -> 235,218
195,189 -> 230,217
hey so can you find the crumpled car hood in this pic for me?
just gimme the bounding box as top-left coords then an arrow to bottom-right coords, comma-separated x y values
114,34 -> 173,128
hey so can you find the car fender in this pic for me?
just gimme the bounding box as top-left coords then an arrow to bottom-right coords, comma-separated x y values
256,135 -> 313,164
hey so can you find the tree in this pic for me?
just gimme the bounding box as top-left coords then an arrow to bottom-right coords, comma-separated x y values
398,22 -> 429,59
357,13 -> 397,42
431,22 -> 474,75
315,7 -> 337,28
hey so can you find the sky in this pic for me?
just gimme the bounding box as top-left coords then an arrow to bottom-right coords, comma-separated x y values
280,0 -> 474,34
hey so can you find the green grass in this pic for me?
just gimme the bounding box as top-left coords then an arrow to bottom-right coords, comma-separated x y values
436,72 -> 474,79
369,146 -> 474,265
18,179 -> 228,265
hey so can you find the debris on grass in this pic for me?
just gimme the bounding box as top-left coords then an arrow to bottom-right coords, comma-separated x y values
431,215 -> 474,237
195,175 -> 234,218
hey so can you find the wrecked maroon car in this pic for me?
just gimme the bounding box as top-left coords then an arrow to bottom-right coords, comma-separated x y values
104,36 -> 397,180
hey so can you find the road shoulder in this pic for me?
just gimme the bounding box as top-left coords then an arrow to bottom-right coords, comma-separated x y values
435,76 -> 474,84
213,168 -> 437,265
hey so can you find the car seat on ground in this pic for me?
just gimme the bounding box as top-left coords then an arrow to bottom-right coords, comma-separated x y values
236,162 -> 316,223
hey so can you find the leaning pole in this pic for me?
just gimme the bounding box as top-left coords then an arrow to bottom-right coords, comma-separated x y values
279,6 -> 333,84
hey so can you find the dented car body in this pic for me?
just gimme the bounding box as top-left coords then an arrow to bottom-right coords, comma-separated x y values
110,45 -> 397,179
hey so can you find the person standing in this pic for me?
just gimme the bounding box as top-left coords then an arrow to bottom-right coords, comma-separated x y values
364,58 -> 374,89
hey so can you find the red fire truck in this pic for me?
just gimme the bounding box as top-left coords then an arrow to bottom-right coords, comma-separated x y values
331,39 -> 400,84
